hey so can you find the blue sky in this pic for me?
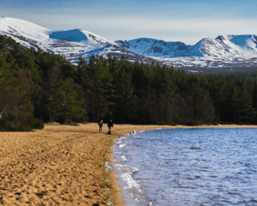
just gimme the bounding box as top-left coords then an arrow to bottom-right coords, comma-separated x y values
1,0 -> 257,44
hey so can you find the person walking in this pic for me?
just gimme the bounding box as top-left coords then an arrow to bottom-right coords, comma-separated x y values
98,120 -> 104,132
107,119 -> 113,134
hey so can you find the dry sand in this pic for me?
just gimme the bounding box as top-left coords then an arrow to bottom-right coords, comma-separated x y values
0,123 -> 256,205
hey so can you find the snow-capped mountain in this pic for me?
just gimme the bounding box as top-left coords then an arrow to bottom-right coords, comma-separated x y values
116,35 -> 257,67
0,17 -> 158,65
0,17 -> 109,63
1,17 -> 257,68
116,35 -> 257,58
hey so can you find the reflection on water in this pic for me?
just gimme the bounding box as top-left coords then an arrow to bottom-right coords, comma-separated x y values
113,129 -> 257,206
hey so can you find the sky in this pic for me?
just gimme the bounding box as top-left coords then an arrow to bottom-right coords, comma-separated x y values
1,0 -> 257,44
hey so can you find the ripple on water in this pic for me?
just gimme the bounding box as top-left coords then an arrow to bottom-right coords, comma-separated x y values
113,129 -> 257,206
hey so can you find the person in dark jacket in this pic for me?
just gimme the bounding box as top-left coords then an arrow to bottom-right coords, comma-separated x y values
107,119 -> 113,134
98,120 -> 103,132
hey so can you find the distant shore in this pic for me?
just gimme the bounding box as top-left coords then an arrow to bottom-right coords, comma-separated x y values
170,124 -> 257,129
0,123 -> 256,205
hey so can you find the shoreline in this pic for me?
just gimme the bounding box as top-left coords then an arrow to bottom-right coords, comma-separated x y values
109,124 -> 257,205
0,123 -> 256,205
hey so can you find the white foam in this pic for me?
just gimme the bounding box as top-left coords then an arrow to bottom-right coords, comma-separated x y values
105,161 -> 113,171
115,164 -> 140,173
116,140 -> 122,144
114,164 -> 147,204
121,156 -> 127,161
121,172 -> 142,191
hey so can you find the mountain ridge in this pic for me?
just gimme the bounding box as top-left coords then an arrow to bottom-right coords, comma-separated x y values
1,17 -> 257,68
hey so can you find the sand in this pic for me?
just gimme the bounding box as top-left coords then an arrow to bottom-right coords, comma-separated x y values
0,123 -> 256,205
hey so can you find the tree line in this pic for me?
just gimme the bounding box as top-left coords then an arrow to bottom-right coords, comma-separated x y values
0,35 -> 257,131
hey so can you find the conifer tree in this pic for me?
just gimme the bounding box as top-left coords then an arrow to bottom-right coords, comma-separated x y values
112,66 -> 137,123
84,56 -> 114,121
0,55 -> 19,119
0,55 -> 35,129
76,55 -> 88,86
49,78 -> 86,123
236,82 -> 256,123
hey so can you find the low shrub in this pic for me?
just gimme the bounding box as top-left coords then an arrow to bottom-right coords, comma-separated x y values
0,116 -> 44,131
157,121 -> 166,125
0,117 -> 12,131
32,118 -> 44,129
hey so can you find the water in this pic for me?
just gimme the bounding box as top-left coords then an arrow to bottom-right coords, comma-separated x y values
112,128 -> 257,206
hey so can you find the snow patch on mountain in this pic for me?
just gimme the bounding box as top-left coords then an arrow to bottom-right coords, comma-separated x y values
116,38 -> 192,57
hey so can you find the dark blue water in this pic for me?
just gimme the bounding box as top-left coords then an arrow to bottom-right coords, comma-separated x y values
113,129 -> 257,206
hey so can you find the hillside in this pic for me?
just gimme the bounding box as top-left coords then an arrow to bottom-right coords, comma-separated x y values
1,17 -> 257,68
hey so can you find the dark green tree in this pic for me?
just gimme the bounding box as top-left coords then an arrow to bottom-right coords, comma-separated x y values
49,78 -> 87,124
235,82 -> 256,123
84,56 -> 114,121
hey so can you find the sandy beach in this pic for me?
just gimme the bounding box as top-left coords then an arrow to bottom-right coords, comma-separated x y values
0,123 -> 257,205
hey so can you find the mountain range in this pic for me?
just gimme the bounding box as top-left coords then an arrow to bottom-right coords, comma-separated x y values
1,17 -> 257,69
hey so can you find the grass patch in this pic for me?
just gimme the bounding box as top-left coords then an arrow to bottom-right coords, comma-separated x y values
102,136 -> 118,204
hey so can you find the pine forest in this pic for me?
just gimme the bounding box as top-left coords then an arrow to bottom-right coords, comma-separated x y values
1,35 -> 257,131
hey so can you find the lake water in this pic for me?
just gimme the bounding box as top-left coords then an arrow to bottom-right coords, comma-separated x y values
112,128 -> 257,206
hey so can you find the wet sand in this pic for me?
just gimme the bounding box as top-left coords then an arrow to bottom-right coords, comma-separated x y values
0,123 -> 256,205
